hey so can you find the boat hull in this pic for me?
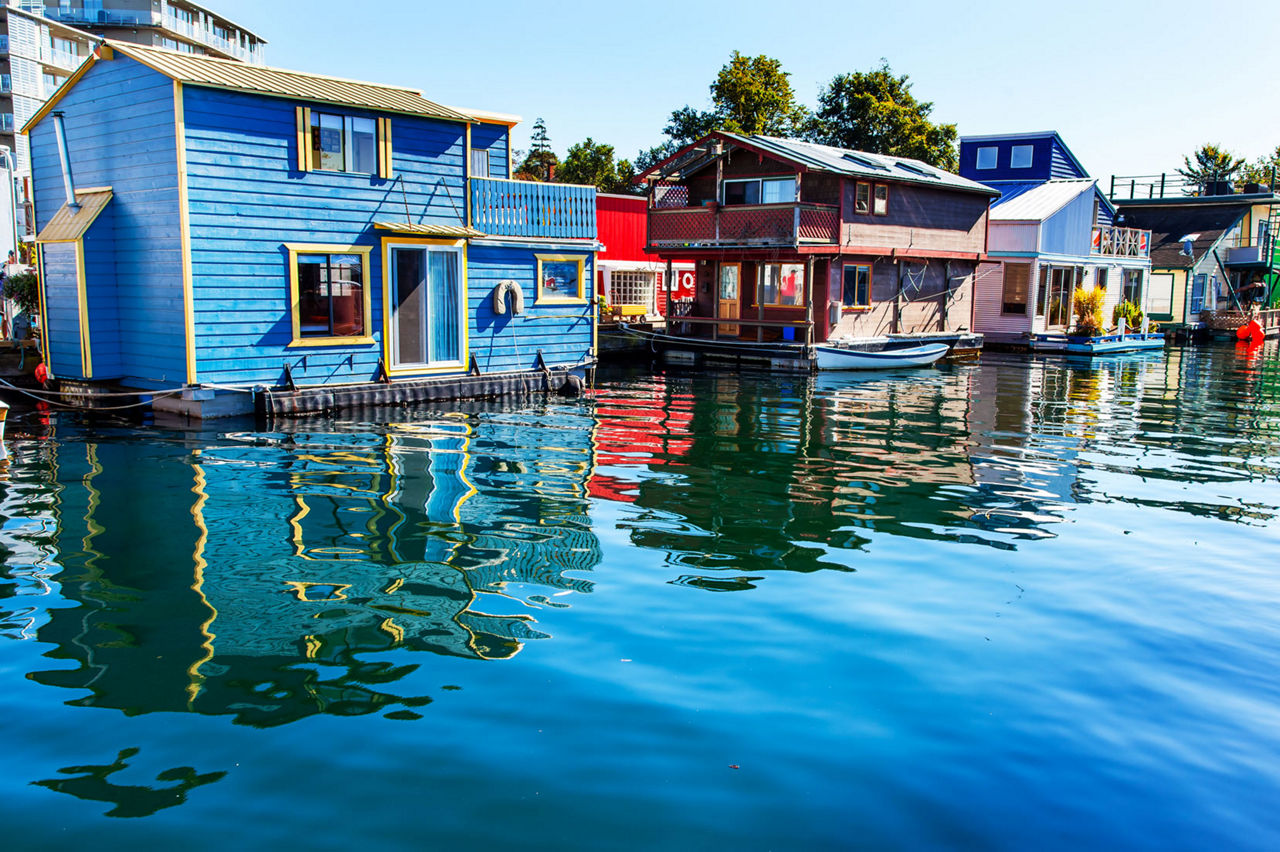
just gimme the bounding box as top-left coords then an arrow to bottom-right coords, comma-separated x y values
814,343 -> 950,371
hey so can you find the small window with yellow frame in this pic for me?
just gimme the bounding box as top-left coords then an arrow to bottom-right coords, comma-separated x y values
535,254 -> 587,304
286,243 -> 375,346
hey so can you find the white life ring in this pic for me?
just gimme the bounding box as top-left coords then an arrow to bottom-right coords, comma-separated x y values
493,279 -> 525,315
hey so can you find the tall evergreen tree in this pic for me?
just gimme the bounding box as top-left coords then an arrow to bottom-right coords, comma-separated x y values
515,117 -> 559,181
1177,144 -> 1245,195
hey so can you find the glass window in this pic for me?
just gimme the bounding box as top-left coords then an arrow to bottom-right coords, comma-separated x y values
761,177 -> 796,204
1095,267 -> 1109,292
854,182 -> 870,214
723,180 -> 760,205
976,146 -> 998,169
538,256 -> 585,302
1011,145 -> 1034,168
760,263 -> 804,307
296,253 -> 366,339
1001,263 -> 1030,315
1122,269 -> 1143,306
311,112 -> 379,174
471,148 -> 491,178
719,264 -> 739,300
842,264 -> 871,309
873,184 -> 889,216
1149,273 -> 1175,315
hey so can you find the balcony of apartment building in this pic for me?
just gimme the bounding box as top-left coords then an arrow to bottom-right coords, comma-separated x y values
469,177 -> 596,240
0,35 -> 9,55
160,8 -> 264,63
44,7 -> 159,28
40,44 -> 83,73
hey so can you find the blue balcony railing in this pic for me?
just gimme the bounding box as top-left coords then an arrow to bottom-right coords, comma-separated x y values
470,177 -> 595,240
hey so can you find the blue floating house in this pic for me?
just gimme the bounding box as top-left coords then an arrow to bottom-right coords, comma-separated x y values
959,132 -> 1153,347
26,41 -> 598,417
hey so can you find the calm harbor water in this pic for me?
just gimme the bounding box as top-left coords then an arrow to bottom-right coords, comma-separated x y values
1,343 -> 1279,850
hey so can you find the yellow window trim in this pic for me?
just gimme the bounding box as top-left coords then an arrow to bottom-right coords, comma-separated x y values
535,253 -> 588,304
75,239 -> 92,379
298,107 -> 390,177
379,236 -> 470,375
285,243 -> 375,347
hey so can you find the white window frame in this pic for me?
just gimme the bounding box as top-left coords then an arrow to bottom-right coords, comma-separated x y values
1011,145 -> 1034,169
471,148 -> 491,178
976,146 -> 998,170
722,176 -> 796,205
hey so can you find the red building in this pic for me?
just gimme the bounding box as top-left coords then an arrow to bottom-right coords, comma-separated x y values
596,193 -> 694,319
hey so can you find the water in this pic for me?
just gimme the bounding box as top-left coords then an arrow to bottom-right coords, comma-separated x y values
2,344 -> 1279,850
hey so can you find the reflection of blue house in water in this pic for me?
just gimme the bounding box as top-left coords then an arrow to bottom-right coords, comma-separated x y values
30,405 -> 600,726
28,42 -> 597,418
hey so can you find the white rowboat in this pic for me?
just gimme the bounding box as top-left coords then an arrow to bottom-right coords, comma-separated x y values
814,343 -> 950,371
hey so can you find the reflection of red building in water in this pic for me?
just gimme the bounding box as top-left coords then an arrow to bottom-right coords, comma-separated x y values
588,375 -> 695,502
597,193 -> 695,320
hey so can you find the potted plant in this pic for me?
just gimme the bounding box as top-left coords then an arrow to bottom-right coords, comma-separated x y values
1112,300 -> 1144,334
1068,286 -> 1105,341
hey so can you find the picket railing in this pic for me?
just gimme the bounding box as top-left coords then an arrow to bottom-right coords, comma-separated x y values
470,177 -> 596,240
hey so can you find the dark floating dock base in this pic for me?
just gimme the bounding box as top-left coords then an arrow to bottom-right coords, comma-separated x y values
259,367 -> 589,417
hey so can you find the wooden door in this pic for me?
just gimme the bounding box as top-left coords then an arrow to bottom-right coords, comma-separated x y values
719,263 -> 741,337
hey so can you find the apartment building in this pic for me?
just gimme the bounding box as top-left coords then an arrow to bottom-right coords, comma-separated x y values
41,1 -> 266,64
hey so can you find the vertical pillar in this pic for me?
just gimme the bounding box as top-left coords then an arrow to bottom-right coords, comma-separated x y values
804,256 -> 815,345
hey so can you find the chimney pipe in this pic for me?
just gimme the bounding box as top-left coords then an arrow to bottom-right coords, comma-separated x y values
51,112 -> 79,210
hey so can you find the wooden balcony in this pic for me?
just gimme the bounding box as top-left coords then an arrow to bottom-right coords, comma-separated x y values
470,177 -> 596,240
1091,226 -> 1151,258
647,202 -> 840,249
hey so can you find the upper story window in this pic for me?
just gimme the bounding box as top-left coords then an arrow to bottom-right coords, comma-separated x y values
297,108 -> 390,178
1011,145 -> 1034,169
311,112 -> 378,174
723,176 -> 796,205
855,182 -> 870,214
976,146 -> 998,169
471,148 -> 491,178
873,184 -> 889,216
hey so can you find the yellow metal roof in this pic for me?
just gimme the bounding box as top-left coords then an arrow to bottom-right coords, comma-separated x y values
111,42 -> 475,122
36,188 -> 113,243
374,222 -> 486,238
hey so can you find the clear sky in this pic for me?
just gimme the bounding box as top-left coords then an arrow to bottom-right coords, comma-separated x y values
211,0 -> 1280,180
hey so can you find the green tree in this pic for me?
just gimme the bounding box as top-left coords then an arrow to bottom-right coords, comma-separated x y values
3,269 -> 39,316
1177,144 -> 1244,195
806,61 -> 957,170
708,52 -> 808,137
557,138 -> 638,194
1238,144 -> 1280,190
515,117 -> 559,181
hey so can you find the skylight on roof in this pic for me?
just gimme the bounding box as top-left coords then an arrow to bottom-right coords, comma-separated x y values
842,153 -> 886,170
894,162 -> 939,179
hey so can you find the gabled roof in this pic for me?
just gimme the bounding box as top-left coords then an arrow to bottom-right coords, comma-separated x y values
1117,201 -> 1249,268
25,41 -> 507,133
989,179 -> 1096,222
36,188 -> 113,243
642,132 -> 997,196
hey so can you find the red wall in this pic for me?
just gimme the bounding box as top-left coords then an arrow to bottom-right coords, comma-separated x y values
596,194 -> 695,308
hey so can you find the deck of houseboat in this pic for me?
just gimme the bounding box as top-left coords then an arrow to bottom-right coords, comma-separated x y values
1203,308 -> 1280,339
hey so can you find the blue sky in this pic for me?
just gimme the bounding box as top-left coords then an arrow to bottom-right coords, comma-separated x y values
211,0 -> 1280,179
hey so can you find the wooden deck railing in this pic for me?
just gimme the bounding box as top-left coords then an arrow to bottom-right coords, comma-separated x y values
470,177 -> 596,240
1091,226 -> 1151,258
1202,308 -> 1280,332
647,203 -> 839,248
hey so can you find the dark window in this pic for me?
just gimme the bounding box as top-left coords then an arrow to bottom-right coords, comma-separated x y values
854,182 -> 871,214
297,253 -> 365,338
873,184 -> 889,216
1001,263 -> 1030,315
723,180 -> 761,205
842,264 -> 871,309
1122,268 -> 1143,306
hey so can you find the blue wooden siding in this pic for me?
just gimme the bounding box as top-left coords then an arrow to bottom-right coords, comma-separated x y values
1041,189 -> 1097,256
468,244 -> 594,373
471,123 -> 510,179
40,242 -> 83,379
182,86 -> 473,386
82,210 -> 123,378
1049,138 -> 1085,180
29,56 -> 185,385
1094,190 -> 1114,227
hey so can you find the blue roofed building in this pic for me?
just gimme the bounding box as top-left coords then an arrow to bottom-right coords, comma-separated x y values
960,132 -> 1152,345
25,41 -> 597,417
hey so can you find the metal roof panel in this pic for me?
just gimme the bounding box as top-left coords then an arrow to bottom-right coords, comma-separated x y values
989,179 -> 1096,221
36,188 -> 113,243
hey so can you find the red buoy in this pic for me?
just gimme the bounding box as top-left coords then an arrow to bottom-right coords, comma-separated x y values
1237,320 -> 1264,344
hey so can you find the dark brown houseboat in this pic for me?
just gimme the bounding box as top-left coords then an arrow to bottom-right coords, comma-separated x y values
640,132 -> 997,368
